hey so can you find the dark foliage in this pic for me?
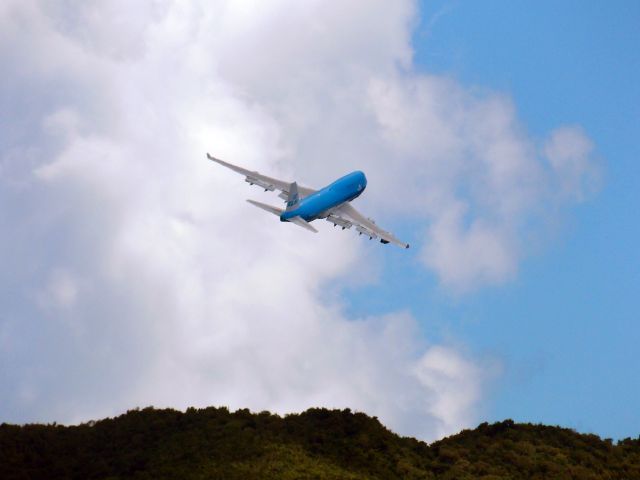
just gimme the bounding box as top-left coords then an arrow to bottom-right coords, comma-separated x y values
1,407 -> 639,479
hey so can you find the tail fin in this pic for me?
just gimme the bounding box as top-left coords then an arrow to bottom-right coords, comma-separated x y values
285,182 -> 300,211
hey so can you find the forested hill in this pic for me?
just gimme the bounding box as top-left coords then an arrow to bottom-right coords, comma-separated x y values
1,407 -> 639,479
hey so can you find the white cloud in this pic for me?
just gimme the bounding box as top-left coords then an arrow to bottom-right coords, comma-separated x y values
364,75 -> 598,290
0,0 -> 598,440
413,346 -> 485,438
544,125 -> 600,201
422,201 -> 517,290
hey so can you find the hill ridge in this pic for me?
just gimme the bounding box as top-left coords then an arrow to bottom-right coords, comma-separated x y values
2,406 -> 639,479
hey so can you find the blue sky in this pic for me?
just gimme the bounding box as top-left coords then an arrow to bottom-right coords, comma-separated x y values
1,1 -> 638,442
348,0 -> 640,439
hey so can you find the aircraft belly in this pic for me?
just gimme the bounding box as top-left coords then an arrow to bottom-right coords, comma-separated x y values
282,176 -> 363,222
299,192 -> 351,221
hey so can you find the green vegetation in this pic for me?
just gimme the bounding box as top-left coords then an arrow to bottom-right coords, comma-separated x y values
1,407 -> 639,479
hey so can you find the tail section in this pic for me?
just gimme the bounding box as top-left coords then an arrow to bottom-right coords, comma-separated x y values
248,196 -> 321,235
285,182 -> 300,212
288,216 -> 318,233
246,199 -> 283,216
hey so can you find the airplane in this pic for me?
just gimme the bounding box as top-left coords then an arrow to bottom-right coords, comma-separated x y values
206,153 -> 409,249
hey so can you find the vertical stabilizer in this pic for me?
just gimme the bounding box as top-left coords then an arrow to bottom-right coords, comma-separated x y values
286,182 -> 300,211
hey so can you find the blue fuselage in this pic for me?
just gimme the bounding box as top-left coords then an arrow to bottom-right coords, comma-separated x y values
280,171 -> 367,222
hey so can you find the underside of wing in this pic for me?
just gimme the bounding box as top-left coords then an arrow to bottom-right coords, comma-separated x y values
207,153 -> 316,197
326,202 -> 409,249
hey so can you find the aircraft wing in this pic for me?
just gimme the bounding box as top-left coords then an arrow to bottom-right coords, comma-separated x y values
326,202 -> 410,249
206,153 -> 316,198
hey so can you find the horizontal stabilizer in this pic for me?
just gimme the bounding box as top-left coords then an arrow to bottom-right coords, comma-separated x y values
288,216 -> 318,233
246,199 -> 283,216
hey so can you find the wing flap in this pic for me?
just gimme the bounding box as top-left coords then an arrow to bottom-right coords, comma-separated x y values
245,176 -> 276,191
326,214 -> 353,230
207,153 -> 316,197
328,203 -> 409,248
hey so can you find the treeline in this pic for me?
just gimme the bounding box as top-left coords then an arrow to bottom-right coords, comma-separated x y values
1,406 -> 639,479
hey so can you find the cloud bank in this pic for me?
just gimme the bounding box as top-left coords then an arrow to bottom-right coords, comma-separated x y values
0,1 -> 597,440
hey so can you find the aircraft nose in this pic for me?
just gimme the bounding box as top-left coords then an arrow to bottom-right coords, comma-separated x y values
357,171 -> 367,187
